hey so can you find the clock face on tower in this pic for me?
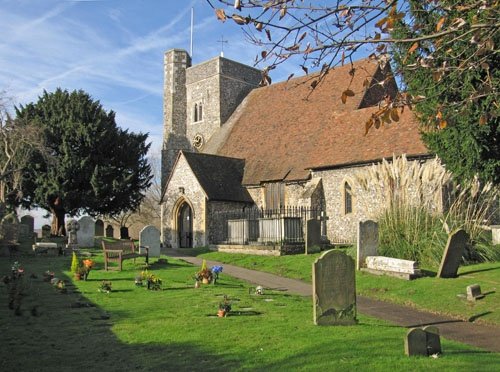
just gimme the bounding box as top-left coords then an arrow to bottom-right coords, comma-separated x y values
192,133 -> 204,149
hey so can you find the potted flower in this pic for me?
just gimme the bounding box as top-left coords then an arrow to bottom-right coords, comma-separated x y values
195,259 -> 213,284
218,295 -> 231,317
99,281 -> 112,293
211,266 -> 223,284
134,273 -> 143,286
141,270 -> 162,290
43,270 -> 54,282
82,259 -> 94,280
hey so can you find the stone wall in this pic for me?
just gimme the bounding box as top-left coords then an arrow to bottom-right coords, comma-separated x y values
206,201 -> 250,244
161,154 -> 207,248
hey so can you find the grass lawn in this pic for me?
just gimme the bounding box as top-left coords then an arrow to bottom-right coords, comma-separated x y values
1,253 -> 499,371
196,249 -> 500,325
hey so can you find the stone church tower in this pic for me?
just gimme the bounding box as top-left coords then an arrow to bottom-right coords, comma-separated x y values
161,49 -> 262,190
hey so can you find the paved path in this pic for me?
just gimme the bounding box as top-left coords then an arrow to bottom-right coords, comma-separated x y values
166,249 -> 500,353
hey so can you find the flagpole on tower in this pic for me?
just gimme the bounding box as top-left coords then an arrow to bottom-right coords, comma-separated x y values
190,7 -> 194,57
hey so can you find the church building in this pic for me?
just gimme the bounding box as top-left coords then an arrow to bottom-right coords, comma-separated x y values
159,49 -> 433,250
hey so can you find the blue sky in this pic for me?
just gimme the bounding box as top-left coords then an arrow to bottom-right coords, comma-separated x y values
0,0 -> 291,154
2,0 -> 287,226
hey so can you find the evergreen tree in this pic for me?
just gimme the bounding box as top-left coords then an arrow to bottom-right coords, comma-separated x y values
16,89 -> 152,235
390,1 -> 499,184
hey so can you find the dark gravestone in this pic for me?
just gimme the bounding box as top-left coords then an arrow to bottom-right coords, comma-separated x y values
405,328 -> 428,356
42,224 -> 51,239
305,219 -> 321,254
312,250 -> 357,325
95,219 -> 104,236
423,326 -> 442,355
120,226 -> 130,239
437,229 -> 468,278
20,215 -> 35,236
105,225 -> 114,238
466,284 -> 484,301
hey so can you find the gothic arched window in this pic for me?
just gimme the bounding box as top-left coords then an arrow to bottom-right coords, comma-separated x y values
198,103 -> 203,121
344,182 -> 353,215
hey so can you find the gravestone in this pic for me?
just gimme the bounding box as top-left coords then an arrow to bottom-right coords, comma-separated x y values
95,219 -> 104,236
78,216 -> 95,248
139,225 -> 161,257
41,224 -> 51,239
437,229 -> 468,278
0,213 -> 19,243
405,328 -> 428,356
66,219 -> 80,250
305,219 -> 322,254
312,250 -> 357,325
105,225 -> 114,238
20,215 -> 35,236
356,220 -> 379,270
466,284 -> 484,301
120,226 -> 130,240
423,326 -> 442,355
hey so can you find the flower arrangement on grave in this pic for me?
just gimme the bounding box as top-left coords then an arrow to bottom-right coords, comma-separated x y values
218,295 -> 231,317
52,278 -> 66,293
11,262 -> 24,279
194,259 -> 213,284
211,265 -> 223,284
141,270 -> 162,290
99,281 -> 112,293
134,273 -> 144,286
43,270 -> 55,282
81,259 -> 94,280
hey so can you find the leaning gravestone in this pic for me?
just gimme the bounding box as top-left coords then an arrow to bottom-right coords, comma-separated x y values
437,229 -> 468,278
78,216 -> 95,248
105,225 -> 114,238
305,219 -> 322,254
357,220 -> 379,270
312,250 -> 357,325
139,225 -> 161,258
95,219 -> 104,236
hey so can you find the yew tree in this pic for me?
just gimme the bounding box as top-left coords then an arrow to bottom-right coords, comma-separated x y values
16,89 -> 152,235
209,0 -> 499,183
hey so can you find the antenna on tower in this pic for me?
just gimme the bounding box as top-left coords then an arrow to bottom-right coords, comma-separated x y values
217,35 -> 228,57
190,7 -> 194,57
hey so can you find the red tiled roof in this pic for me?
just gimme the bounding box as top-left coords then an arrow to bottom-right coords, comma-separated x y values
216,59 -> 429,185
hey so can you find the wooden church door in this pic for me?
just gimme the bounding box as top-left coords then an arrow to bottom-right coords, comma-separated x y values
178,202 -> 192,248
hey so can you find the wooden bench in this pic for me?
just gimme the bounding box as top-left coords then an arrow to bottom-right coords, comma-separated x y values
102,240 -> 149,271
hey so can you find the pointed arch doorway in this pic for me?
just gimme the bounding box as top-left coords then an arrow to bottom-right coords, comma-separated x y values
177,201 -> 193,248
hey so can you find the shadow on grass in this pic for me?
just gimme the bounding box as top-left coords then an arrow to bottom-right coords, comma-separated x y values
459,266 -> 500,276
406,319 -> 464,328
0,265 -> 240,371
468,312 -> 493,322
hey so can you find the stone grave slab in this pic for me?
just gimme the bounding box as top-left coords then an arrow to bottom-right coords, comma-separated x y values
33,242 -> 59,256
139,225 -> 161,257
363,256 -> 421,280
312,250 -> 357,325
437,229 -> 468,278
356,220 -> 378,270
78,216 -> 95,248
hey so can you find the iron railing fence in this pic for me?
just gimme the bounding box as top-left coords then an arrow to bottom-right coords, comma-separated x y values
212,206 -> 323,245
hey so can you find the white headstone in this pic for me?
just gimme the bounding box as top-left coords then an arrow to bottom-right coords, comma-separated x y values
78,216 -> 95,248
139,225 -> 161,258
